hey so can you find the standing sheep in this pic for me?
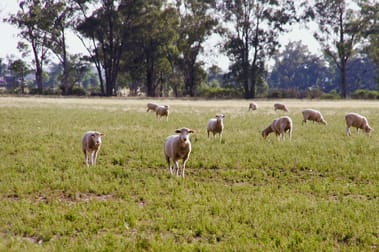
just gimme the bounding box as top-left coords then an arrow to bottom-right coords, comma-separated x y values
248,102 -> 258,111
262,116 -> 293,141
164,127 -> 195,177
81,131 -> 104,166
302,109 -> 327,125
207,114 -> 225,141
156,105 -> 169,121
274,103 -> 289,112
345,112 -> 373,136
146,102 -> 159,112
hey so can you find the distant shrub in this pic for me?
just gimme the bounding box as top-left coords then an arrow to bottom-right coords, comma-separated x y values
267,88 -> 307,99
197,86 -> 243,98
71,86 -> 87,96
267,89 -> 282,98
43,88 -> 61,95
320,90 -> 340,99
351,89 -> 379,99
306,87 -> 323,99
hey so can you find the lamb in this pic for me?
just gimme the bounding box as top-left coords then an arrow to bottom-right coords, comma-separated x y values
302,109 -> 327,125
146,102 -> 159,112
262,116 -> 293,141
163,127 -> 195,177
81,131 -> 104,166
248,102 -> 258,111
207,114 -> 225,141
156,105 -> 169,121
345,112 -> 373,136
274,103 -> 289,112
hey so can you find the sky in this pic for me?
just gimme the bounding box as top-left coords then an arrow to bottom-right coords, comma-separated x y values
0,0 -> 321,72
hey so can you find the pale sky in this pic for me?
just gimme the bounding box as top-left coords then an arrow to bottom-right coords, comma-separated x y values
0,0 -> 321,72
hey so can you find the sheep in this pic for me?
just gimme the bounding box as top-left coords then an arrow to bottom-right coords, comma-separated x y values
248,102 -> 258,111
302,109 -> 327,125
81,131 -> 104,166
207,114 -> 225,141
262,116 -> 293,141
156,105 -> 169,121
146,102 -> 159,112
345,112 -> 373,136
163,127 -> 195,177
274,103 -> 289,112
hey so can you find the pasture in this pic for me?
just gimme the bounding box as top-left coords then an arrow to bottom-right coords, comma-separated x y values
0,97 -> 378,251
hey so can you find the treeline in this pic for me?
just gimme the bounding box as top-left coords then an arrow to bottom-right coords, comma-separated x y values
1,0 -> 379,99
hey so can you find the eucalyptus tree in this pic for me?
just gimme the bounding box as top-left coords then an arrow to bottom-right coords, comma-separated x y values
75,0 -> 149,96
8,59 -> 30,94
126,2 -> 179,97
176,0 -> 219,96
0,58 -> 6,76
219,0 -> 298,99
359,0 -> 379,84
75,0 -> 127,96
46,0 -> 79,95
312,0 -> 365,98
6,0 -> 56,93
268,41 -> 333,92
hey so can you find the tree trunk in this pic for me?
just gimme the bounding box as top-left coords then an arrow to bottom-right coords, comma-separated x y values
341,60 -> 347,98
35,67 -> 43,94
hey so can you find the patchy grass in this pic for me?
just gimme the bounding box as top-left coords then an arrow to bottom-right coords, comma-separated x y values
0,97 -> 377,251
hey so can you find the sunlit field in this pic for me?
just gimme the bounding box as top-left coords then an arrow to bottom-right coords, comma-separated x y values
0,97 -> 378,251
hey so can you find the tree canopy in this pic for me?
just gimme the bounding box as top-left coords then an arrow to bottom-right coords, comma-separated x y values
2,0 -> 378,98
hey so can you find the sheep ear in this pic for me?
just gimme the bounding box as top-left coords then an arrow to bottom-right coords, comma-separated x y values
175,129 -> 181,133
100,133 -> 105,136
189,129 -> 195,134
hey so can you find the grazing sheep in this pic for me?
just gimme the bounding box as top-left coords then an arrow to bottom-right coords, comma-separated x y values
81,131 -> 104,166
302,109 -> 327,125
274,103 -> 288,112
163,127 -> 195,177
345,112 -> 373,136
146,102 -> 159,112
262,116 -> 293,141
248,102 -> 258,111
156,105 -> 169,121
207,114 -> 225,141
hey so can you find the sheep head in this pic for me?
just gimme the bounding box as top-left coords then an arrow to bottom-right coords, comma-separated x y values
90,132 -> 104,147
175,128 -> 195,144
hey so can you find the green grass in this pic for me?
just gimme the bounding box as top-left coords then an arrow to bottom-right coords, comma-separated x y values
0,97 -> 378,251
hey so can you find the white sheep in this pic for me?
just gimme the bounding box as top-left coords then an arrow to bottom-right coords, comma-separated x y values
207,114 -> 225,141
248,102 -> 257,111
163,127 -> 195,177
302,109 -> 327,125
156,105 -> 169,121
345,112 -> 373,136
262,116 -> 293,141
274,103 -> 289,112
146,102 -> 159,112
81,131 -> 104,166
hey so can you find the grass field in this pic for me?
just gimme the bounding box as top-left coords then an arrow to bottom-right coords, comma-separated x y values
0,97 -> 378,251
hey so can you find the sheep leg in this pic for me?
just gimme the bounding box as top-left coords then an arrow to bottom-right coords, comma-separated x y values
166,156 -> 173,174
346,127 -> 351,136
83,150 -> 89,166
93,149 -> 98,165
89,151 -> 94,165
182,159 -> 188,178
173,161 -> 179,176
